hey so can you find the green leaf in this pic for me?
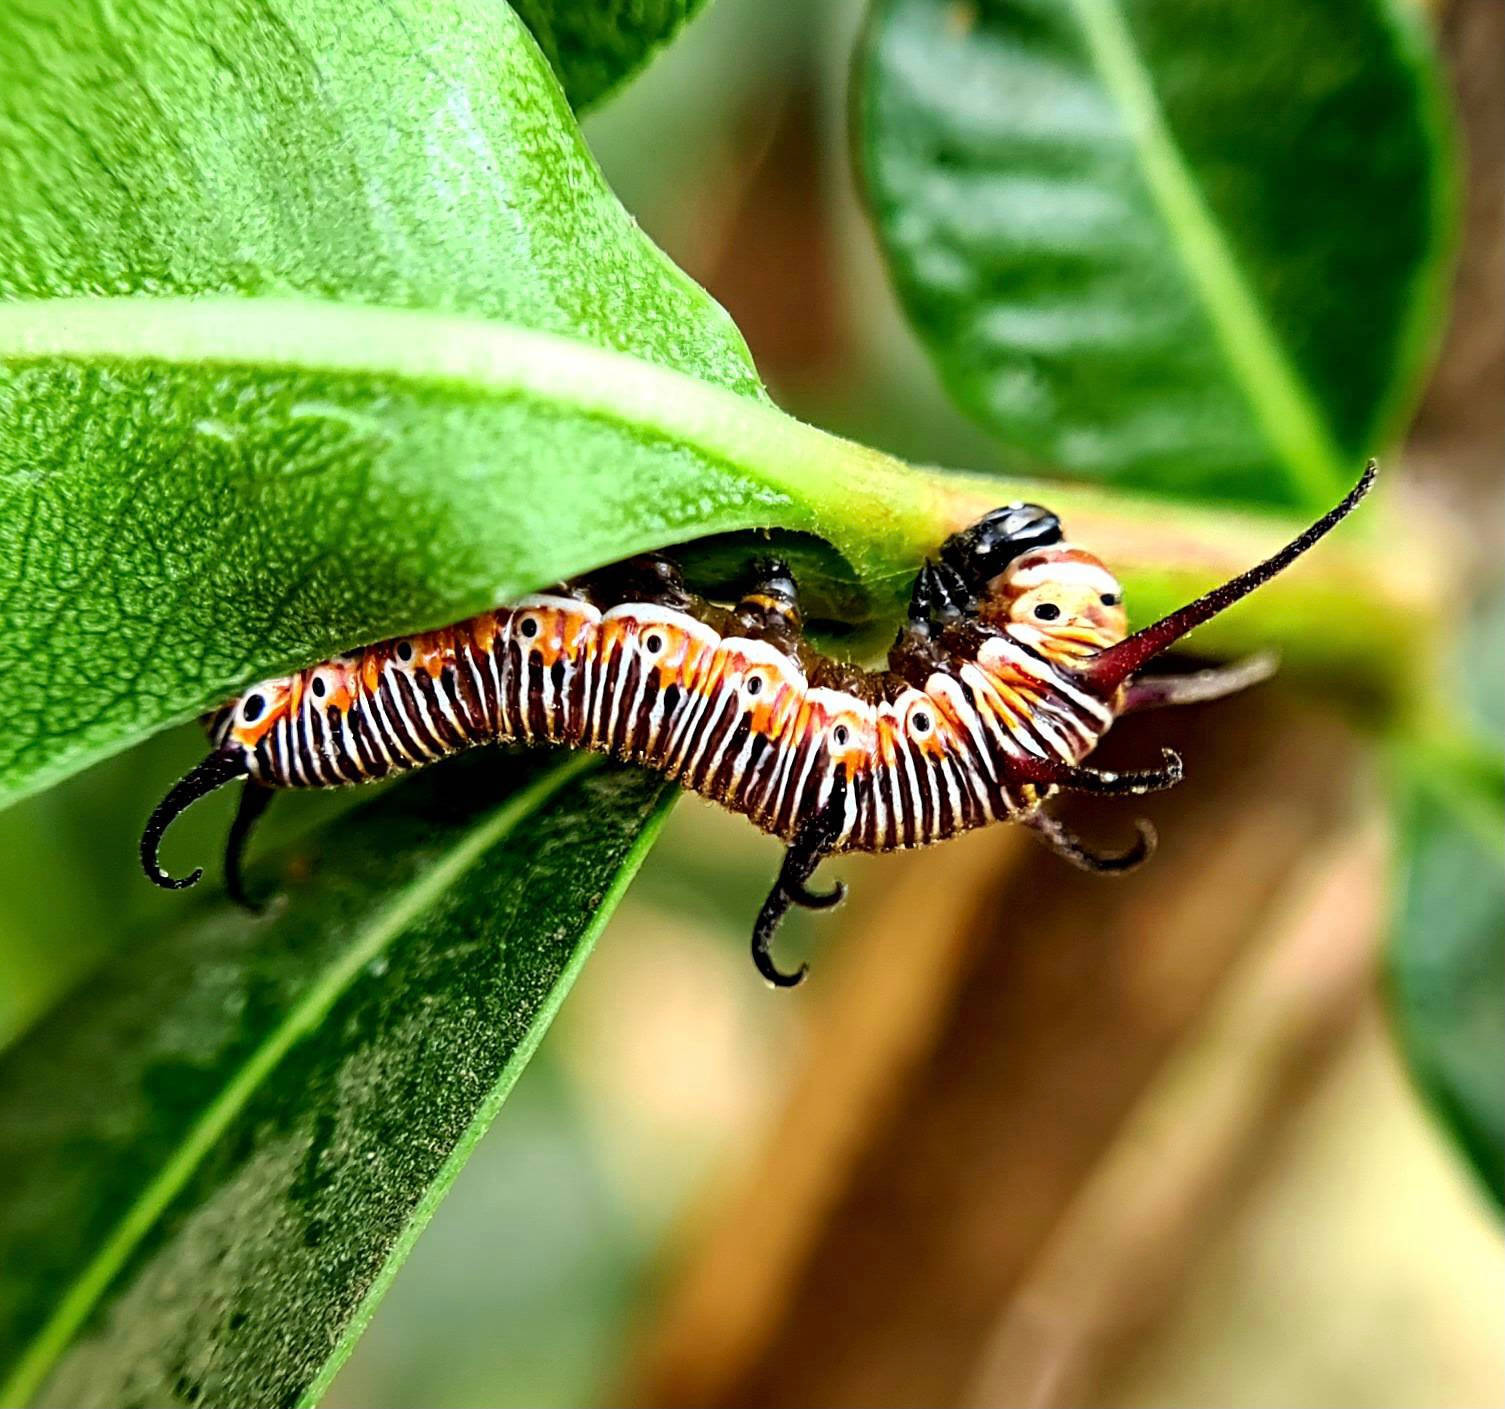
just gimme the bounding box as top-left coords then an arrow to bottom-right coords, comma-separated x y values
1388,589 -> 1505,1208
1388,759 -> 1505,1207
0,0 -> 760,394
510,0 -> 711,110
0,750 -> 674,1407
855,0 -> 1457,507
0,0 -> 936,809
0,0 -> 1440,812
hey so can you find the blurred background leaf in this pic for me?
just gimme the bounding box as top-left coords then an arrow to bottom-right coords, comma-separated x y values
1390,767 -> 1504,1207
855,0 -> 1457,505
1388,586 -> 1505,1207
0,752 -> 672,1407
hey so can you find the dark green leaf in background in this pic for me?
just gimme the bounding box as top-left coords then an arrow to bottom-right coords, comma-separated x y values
1390,771 -> 1504,1207
1388,588 -> 1505,1208
511,0 -> 711,111
0,751 -> 673,1407
856,0 -> 1457,506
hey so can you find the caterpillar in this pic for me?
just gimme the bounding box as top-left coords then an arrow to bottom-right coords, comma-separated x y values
143,462 -> 1375,986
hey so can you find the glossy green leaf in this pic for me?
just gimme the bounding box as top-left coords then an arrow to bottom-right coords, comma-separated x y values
0,750 -> 674,1407
511,0 -> 710,110
855,0 -> 1457,507
0,0 -> 935,809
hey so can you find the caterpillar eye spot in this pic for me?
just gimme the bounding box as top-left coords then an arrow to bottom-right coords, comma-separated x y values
1034,602 -> 1061,622
912,710 -> 931,734
745,675 -> 763,697
311,676 -> 327,699
518,617 -> 539,639
1100,592 -> 1121,607
241,692 -> 265,723
643,632 -> 663,654
395,640 -> 415,663
833,725 -> 850,746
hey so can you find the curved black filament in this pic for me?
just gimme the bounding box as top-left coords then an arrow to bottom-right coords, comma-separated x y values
1026,811 -> 1157,874
751,773 -> 848,987
1085,461 -> 1377,691
140,751 -> 248,890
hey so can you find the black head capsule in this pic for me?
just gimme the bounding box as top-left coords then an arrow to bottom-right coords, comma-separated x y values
939,503 -> 1064,592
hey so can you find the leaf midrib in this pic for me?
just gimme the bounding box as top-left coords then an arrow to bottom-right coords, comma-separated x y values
0,293 -> 942,551
1065,0 -> 1351,512
0,752 -> 597,1408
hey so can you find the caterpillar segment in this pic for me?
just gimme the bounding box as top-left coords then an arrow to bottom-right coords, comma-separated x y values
144,461 -> 1377,986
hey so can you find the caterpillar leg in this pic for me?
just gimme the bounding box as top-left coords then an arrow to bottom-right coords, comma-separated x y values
582,552 -> 696,611
730,557 -> 805,654
225,782 -> 277,912
1122,652 -> 1279,712
1024,809 -> 1156,874
751,773 -> 848,988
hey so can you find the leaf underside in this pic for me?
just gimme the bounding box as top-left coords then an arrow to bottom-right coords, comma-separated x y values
510,0 -> 711,111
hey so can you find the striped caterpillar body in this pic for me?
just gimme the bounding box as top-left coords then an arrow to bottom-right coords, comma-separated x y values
144,463 -> 1376,985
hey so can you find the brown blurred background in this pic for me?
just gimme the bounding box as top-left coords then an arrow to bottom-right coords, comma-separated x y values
323,0 -> 1503,1404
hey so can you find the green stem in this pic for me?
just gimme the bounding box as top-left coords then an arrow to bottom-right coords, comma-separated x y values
0,295 -> 1439,714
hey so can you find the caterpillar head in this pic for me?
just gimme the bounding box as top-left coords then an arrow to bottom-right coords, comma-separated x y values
938,503 -> 1127,659
969,461 -> 1378,694
982,545 -> 1129,659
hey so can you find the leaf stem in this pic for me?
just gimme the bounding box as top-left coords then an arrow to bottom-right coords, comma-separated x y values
0,296 -> 1444,774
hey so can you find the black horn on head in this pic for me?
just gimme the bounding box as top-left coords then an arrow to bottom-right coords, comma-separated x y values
1082,462 -> 1378,693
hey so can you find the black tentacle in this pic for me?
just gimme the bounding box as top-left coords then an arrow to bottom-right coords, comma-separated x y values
1083,461 -> 1376,692
1021,747 -> 1184,797
1025,811 -> 1156,874
1122,652 -> 1279,713
751,885 -> 805,988
225,782 -> 277,911
751,772 -> 848,987
140,751 -> 249,890
784,874 -> 847,910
